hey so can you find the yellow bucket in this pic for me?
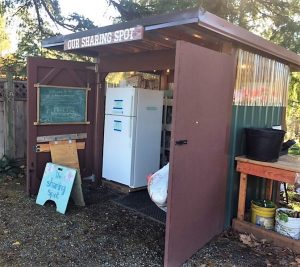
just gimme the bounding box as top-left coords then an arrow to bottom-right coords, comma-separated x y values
251,200 -> 276,230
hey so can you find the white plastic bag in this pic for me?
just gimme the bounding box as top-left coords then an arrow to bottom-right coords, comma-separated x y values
147,163 -> 169,212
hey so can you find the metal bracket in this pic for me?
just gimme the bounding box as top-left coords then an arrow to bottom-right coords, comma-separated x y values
33,145 -> 40,152
175,139 -> 188,145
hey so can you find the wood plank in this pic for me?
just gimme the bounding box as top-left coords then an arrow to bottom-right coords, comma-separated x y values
0,102 -> 5,158
49,140 -> 85,206
237,173 -> 248,221
37,133 -> 87,143
102,179 -> 147,193
232,218 -> 300,254
237,161 -> 296,184
4,74 -> 15,158
265,179 -> 273,200
36,142 -> 85,152
236,155 -> 300,173
14,101 -> 26,159
50,141 -> 80,170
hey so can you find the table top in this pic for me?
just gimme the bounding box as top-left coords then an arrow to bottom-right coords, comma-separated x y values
235,155 -> 300,173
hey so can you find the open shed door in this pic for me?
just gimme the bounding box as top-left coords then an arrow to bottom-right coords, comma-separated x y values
27,57 -> 102,195
165,41 -> 235,266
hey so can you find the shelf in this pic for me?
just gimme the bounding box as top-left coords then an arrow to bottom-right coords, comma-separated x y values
232,218 -> 300,253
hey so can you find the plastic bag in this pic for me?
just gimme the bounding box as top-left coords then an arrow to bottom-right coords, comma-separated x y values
147,163 -> 169,212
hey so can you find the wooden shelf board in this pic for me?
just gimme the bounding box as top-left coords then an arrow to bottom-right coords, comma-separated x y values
232,218 -> 300,253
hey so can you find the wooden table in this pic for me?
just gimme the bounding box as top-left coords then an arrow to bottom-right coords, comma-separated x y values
233,155 -> 300,252
236,155 -> 300,221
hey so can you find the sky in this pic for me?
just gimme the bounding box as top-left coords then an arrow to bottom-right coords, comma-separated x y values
60,0 -> 118,28
6,0 -> 119,52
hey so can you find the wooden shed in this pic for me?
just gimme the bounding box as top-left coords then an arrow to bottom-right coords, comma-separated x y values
27,8 -> 300,267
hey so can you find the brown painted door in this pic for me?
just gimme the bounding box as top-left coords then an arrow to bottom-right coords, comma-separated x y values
164,41 -> 235,266
27,57 -> 103,195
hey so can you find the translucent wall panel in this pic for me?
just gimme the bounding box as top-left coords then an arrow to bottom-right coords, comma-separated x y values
234,49 -> 290,107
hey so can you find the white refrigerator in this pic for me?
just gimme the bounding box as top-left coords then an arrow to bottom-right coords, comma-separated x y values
102,87 -> 163,188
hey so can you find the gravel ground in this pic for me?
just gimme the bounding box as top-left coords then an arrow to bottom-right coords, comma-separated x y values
0,174 -> 299,267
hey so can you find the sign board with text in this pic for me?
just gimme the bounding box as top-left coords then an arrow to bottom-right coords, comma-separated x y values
36,163 -> 77,214
64,25 -> 144,51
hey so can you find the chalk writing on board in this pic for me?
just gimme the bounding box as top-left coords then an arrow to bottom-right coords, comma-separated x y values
38,86 -> 88,124
36,163 -> 77,214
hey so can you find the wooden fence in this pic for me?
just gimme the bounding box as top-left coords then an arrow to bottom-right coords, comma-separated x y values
0,78 -> 27,160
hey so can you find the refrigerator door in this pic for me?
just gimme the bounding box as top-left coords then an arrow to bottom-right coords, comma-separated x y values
102,114 -> 136,186
132,89 -> 164,188
105,87 -> 137,117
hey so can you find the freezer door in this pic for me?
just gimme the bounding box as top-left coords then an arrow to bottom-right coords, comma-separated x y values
105,87 -> 137,116
102,115 -> 136,186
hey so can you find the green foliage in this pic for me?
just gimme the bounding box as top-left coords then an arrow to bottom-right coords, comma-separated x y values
108,0 -> 300,53
290,143 -> 300,155
0,16 -> 10,55
287,73 -> 300,142
1,0 -> 97,77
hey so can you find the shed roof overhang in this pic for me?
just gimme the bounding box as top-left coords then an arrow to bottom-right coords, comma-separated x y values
42,8 -> 300,71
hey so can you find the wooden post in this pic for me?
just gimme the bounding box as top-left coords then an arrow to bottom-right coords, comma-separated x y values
4,72 -> 15,159
237,173 -> 248,221
265,179 -> 273,200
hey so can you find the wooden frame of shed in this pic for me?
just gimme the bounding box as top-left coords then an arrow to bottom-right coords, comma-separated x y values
27,8 -> 300,267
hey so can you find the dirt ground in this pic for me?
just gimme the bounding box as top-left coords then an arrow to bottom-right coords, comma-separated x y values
0,174 -> 299,267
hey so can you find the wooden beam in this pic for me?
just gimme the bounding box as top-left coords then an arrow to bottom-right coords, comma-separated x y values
232,219 -> 300,254
237,173 -> 248,221
4,73 -> 15,158
265,179 -> 273,200
36,142 -> 85,152
237,161 -> 296,184
37,133 -> 87,143
99,49 -> 175,72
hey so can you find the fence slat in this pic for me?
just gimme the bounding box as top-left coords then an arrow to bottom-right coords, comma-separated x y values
0,102 -> 5,158
0,78 -> 27,160
15,101 -> 26,158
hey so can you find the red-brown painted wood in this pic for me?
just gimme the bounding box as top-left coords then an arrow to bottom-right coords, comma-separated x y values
27,57 -> 99,195
164,41 -> 235,266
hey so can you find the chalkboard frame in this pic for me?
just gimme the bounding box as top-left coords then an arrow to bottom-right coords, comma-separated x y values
34,84 -> 90,125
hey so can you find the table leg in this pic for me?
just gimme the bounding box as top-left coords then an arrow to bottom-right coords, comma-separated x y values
237,173 -> 248,221
266,179 -> 273,200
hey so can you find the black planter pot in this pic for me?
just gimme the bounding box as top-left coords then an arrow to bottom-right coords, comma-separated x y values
245,128 -> 286,162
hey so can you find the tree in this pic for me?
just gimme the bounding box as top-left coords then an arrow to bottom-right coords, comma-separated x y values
0,16 -> 10,56
2,0 -> 96,33
1,0 -> 97,77
107,0 -> 300,53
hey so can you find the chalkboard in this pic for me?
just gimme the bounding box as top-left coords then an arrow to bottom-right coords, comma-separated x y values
37,85 -> 89,124
36,162 -> 77,214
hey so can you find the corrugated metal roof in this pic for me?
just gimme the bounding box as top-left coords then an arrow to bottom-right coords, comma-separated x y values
42,8 -> 300,70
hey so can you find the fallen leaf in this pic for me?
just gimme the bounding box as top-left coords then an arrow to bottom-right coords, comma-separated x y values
295,257 -> 300,263
12,241 -> 21,246
260,238 -> 268,244
239,233 -> 259,247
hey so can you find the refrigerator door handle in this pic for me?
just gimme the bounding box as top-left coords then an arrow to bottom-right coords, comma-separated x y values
129,117 -> 133,139
130,95 -> 134,116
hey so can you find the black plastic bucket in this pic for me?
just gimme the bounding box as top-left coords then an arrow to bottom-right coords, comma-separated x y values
245,128 -> 286,162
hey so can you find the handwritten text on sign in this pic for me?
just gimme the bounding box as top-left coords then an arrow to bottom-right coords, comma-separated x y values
36,163 -> 77,214
64,26 -> 144,50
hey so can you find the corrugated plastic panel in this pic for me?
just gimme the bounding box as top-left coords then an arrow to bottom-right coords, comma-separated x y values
234,49 -> 290,107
